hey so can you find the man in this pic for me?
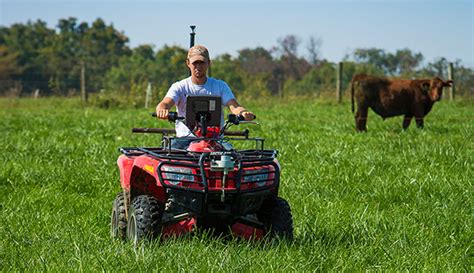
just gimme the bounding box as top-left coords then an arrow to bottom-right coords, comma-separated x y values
155,45 -> 255,148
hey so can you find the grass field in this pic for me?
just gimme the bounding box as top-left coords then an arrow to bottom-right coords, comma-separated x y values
1,97 -> 472,271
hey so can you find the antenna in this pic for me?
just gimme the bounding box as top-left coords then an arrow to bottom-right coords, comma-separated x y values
189,25 -> 196,48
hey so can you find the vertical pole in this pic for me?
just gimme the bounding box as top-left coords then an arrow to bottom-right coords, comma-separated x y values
33,89 -> 39,99
336,62 -> 343,103
145,81 -> 152,108
448,62 -> 454,100
189,25 -> 196,77
80,60 -> 87,102
189,25 -> 196,48
280,80 -> 284,98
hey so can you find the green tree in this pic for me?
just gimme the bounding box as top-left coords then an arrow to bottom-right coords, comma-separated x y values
395,49 -> 423,76
82,18 -> 131,91
0,20 -> 55,95
419,57 -> 449,78
238,47 -> 275,75
351,48 -> 388,74
305,35 -> 323,66
238,46 -> 281,95
46,17 -> 85,94
453,65 -> 474,97
152,45 -> 188,95
350,47 -> 423,76
47,17 -> 130,95
284,61 -> 336,96
275,35 -> 311,97
212,53 -> 244,95
341,60 -> 384,82
276,34 -> 311,81
0,45 -> 22,95
105,44 -> 156,94
101,44 -> 187,107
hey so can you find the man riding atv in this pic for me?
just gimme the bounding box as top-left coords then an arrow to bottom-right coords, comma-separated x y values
155,45 -> 255,149
110,43 -> 293,243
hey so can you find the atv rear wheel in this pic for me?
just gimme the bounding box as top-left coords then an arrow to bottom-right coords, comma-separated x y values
111,192 -> 127,240
259,196 -> 294,240
127,195 -> 163,244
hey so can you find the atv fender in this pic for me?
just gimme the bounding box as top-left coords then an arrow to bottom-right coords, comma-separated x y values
117,155 -> 134,191
129,156 -> 166,201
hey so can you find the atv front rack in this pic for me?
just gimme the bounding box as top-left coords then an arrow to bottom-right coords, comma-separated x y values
119,146 -> 277,163
118,147 -> 280,217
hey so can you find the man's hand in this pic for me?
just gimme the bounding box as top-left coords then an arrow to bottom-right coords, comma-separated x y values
155,107 -> 169,120
155,97 -> 175,120
226,99 -> 255,121
240,110 -> 256,121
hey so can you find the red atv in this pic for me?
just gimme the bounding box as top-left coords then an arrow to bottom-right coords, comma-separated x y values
111,96 -> 293,243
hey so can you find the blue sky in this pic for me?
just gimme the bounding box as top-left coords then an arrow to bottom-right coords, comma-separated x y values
1,0 -> 473,67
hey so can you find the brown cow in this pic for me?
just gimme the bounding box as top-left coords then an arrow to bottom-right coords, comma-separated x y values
351,74 -> 453,131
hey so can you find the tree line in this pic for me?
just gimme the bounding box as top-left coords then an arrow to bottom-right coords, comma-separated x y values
1,18 -> 473,104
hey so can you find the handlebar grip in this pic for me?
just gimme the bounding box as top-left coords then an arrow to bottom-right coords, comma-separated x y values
168,112 -> 179,122
224,129 -> 249,138
151,111 -> 184,122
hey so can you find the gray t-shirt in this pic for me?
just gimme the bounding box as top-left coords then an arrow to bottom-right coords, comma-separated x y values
165,77 -> 235,137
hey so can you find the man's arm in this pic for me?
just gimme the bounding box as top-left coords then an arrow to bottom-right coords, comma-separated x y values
155,97 -> 175,120
226,99 -> 255,121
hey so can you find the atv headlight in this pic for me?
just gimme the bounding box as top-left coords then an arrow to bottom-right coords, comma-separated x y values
243,169 -> 269,186
162,166 -> 195,185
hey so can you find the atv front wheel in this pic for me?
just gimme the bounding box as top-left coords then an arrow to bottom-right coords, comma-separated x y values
127,195 -> 163,244
111,192 -> 127,240
259,196 -> 294,240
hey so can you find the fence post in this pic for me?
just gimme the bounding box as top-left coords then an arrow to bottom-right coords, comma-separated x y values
336,62 -> 343,103
448,62 -> 455,100
145,82 -> 152,108
80,60 -> 88,102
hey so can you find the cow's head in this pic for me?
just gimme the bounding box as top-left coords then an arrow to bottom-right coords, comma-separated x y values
422,77 -> 453,102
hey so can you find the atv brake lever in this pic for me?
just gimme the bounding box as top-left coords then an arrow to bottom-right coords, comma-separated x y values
237,114 -> 258,125
238,121 -> 260,125
225,114 -> 258,129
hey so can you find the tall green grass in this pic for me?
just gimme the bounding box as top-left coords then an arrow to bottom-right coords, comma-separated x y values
1,97 -> 472,271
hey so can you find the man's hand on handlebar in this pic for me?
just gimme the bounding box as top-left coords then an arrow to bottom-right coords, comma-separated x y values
152,111 -> 182,123
240,110 -> 256,121
155,108 -> 169,120
155,98 -> 175,120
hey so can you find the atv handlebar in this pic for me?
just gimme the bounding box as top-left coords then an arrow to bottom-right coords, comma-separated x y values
152,112 -> 256,123
228,114 -> 257,125
132,127 -> 249,137
148,112 -> 255,138
132,128 -> 176,135
222,129 -> 249,137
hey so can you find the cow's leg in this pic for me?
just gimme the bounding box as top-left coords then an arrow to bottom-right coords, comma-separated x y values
402,115 -> 412,130
414,108 -> 424,129
355,105 -> 368,131
415,117 -> 424,128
